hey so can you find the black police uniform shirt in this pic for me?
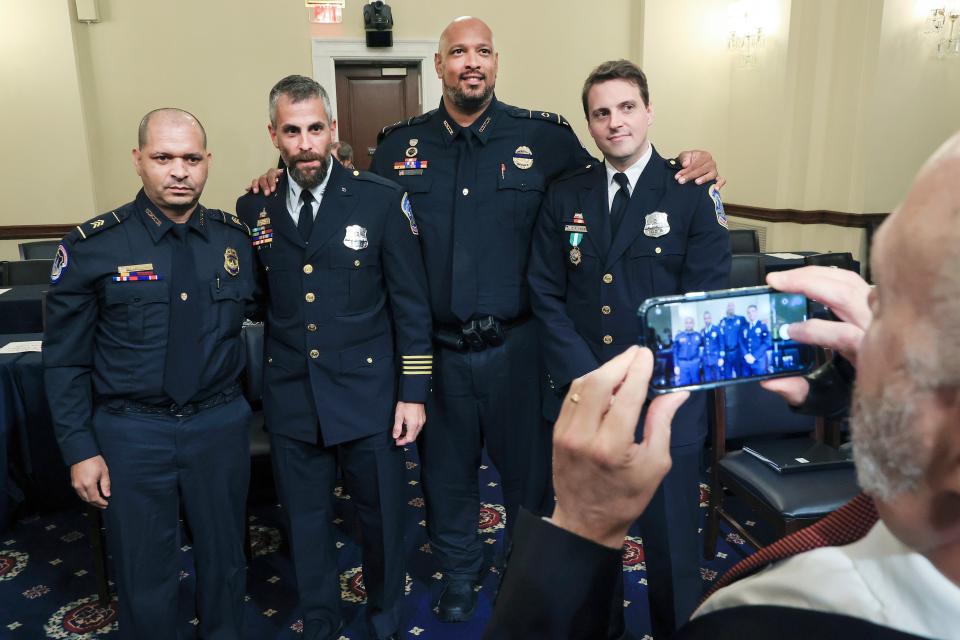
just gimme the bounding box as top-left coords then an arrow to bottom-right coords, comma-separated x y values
43,190 -> 256,466
528,147 -> 731,442
371,97 -> 594,325
236,161 -> 433,447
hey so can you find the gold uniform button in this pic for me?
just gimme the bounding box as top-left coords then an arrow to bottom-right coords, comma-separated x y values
366,357 -> 374,364
309,349 -> 320,359
354,259 -> 361,268
305,292 -> 315,302
602,273 -> 614,284
603,335 -> 614,345
307,323 -> 317,332
353,170 -> 360,176
655,247 -> 662,254
180,292 -> 188,301
601,305 -> 611,315
303,264 -> 313,274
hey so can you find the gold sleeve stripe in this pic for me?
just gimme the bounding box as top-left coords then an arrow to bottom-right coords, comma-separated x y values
76,225 -> 87,239
403,371 -> 432,375
403,365 -> 433,370
402,355 -> 433,360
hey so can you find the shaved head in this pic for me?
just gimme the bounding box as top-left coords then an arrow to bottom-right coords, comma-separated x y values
435,16 -> 498,117
138,108 -> 207,150
438,16 -> 495,54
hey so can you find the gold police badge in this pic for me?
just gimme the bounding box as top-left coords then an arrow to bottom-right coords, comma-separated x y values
224,247 -> 240,276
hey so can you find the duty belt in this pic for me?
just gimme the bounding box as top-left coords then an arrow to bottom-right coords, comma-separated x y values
103,383 -> 242,417
434,315 -> 530,352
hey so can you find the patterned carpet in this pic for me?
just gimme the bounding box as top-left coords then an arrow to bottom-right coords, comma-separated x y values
0,449 -> 757,639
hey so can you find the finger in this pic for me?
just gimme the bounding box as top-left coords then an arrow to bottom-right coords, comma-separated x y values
759,377 -> 810,406
576,346 -> 642,433
398,423 -> 422,445
99,466 -> 111,498
766,267 -> 872,328
392,411 -> 404,440
247,181 -> 257,194
786,319 -> 864,363
639,391 -> 688,468
694,169 -> 718,185
599,348 -> 654,441
715,176 -> 727,190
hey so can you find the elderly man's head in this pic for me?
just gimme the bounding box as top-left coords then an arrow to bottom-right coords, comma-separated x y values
852,132 -> 960,561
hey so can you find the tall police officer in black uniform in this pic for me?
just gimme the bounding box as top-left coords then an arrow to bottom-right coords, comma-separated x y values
528,60 -> 731,638
236,76 -> 432,640
44,109 -> 255,640
250,17 -> 718,624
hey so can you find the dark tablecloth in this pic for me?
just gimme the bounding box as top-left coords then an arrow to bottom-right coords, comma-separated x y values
0,284 -> 47,334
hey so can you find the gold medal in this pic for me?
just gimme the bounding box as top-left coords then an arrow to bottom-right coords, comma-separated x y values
569,246 -> 582,266
405,146 -> 418,158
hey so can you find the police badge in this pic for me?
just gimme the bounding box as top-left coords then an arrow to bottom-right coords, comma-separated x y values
343,225 -> 369,250
643,211 -> 670,238
223,247 -> 240,276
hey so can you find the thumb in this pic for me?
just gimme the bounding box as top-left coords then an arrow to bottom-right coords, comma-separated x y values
392,408 -> 404,439
99,465 -> 111,498
642,391 -> 688,455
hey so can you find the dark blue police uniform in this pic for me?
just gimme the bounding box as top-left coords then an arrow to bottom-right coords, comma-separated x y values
236,161 -> 432,640
371,97 -> 592,598
719,313 -> 748,378
528,148 -> 730,637
673,329 -> 703,385
701,324 -> 722,382
43,190 -> 255,640
742,319 -> 772,375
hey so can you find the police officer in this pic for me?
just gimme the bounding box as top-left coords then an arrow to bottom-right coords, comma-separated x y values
248,17 -> 719,623
236,76 -> 431,640
528,60 -> 730,638
742,304 -> 772,375
44,109 -> 255,640
701,310 -> 723,382
673,317 -> 703,385
719,301 -> 748,379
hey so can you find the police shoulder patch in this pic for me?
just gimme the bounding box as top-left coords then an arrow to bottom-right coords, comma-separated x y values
400,192 -> 418,236
377,109 -> 437,144
50,243 -> 69,284
504,105 -> 572,129
709,184 -> 727,229
74,209 -> 128,240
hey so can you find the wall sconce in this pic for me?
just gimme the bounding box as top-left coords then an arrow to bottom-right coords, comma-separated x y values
924,5 -> 960,58
727,2 -> 765,67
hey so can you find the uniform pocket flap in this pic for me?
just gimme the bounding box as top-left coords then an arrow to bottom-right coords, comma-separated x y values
338,333 -> 393,371
104,280 -> 169,306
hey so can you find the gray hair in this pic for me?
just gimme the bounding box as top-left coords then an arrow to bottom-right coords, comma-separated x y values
268,75 -> 333,127
336,142 -> 354,162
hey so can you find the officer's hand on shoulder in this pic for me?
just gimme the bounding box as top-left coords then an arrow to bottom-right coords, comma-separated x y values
71,455 -> 111,509
247,168 -> 284,195
674,150 -> 724,188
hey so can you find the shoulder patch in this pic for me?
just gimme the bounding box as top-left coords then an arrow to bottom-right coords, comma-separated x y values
400,192 -> 418,236
74,210 -> 127,240
709,184 -> 727,229
50,243 -> 69,284
377,109 -> 438,144
209,209 -> 251,235
504,106 -> 572,129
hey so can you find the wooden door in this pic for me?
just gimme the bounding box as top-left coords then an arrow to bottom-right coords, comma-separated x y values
334,62 -> 421,171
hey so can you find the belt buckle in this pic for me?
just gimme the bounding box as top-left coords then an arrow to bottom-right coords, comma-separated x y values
461,321 -> 485,351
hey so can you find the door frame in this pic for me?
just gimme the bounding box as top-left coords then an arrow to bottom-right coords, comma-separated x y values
311,38 -> 440,137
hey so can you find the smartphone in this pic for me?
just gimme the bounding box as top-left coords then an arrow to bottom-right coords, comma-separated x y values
638,286 -> 816,393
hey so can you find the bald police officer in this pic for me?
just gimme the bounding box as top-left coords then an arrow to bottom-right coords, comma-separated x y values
44,109 -> 255,639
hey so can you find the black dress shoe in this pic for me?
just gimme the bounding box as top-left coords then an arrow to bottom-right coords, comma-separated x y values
436,580 -> 478,622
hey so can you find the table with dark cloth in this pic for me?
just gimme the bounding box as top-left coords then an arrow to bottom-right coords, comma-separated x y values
0,285 -> 47,334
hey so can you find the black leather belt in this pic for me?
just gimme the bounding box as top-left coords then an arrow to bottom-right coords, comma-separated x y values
434,315 -> 530,352
103,383 -> 242,417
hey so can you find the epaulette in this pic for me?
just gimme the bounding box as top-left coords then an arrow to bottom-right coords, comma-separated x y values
73,209 -> 129,241
347,168 -> 400,191
377,109 -> 437,144
554,162 -> 598,183
665,157 -> 682,172
209,208 -> 251,235
504,106 -> 572,129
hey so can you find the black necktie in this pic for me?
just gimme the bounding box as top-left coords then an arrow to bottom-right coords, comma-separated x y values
610,172 -> 631,237
297,190 -> 315,242
162,224 -> 201,407
450,130 -> 479,322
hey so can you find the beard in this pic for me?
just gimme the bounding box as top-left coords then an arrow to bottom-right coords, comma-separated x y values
444,74 -> 495,114
285,151 -> 330,190
850,375 -> 929,501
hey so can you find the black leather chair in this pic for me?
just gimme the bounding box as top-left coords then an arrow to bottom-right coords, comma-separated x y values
703,382 -> 860,557
802,252 -> 856,272
3,259 -> 54,286
240,322 -> 270,560
18,241 -> 59,260
729,253 -> 765,288
730,229 -> 759,254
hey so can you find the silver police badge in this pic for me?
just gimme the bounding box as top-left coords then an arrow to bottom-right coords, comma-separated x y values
343,225 -> 369,251
643,211 -> 670,238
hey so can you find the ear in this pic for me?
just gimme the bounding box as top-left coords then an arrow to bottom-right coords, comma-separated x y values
929,391 -> 960,500
330,119 -> 338,139
434,52 -> 442,78
131,148 -> 143,177
647,104 -> 655,126
268,123 -> 279,149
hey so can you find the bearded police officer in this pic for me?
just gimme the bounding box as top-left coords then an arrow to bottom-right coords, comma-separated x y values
44,109 -> 255,640
236,75 -> 431,640
528,60 -> 730,638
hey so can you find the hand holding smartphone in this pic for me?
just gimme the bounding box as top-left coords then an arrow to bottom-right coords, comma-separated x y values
639,286 -> 815,393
